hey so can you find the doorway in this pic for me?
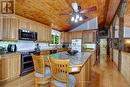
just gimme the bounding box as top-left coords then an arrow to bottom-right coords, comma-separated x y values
100,39 -> 107,64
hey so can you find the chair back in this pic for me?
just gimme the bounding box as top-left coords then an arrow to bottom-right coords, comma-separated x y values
49,58 -> 70,85
32,55 -> 45,75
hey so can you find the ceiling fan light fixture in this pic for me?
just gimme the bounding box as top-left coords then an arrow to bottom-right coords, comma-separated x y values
76,14 -> 80,19
79,16 -> 83,21
74,19 -> 78,22
71,16 -> 75,21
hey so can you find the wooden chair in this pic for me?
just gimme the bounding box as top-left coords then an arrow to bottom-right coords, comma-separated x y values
49,58 -> 76,87
32,55 -> 51,87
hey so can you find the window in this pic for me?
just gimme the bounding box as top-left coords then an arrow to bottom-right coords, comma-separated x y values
51,29 -> 61,44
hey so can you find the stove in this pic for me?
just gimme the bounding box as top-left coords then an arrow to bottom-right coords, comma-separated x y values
20,51 -> 35,76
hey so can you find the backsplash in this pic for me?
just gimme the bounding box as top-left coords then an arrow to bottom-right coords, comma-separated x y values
0,41 -> 50,51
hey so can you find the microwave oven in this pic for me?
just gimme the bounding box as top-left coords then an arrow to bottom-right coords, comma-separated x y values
18,29 -> 37,41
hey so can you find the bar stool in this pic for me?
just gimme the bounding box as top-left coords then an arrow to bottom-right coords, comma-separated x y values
49,58 -> 76,87
32,55 -> 51,87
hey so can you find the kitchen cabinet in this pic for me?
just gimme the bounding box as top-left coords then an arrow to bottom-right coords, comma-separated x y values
3,17 -> 11,40
46,27 -> 51,42
18,16 -> 30,30
113,49 -> 118,67
121,52 -> 130,84
30,21 -> 37,32
68,32 -> 72,43
36,23 -> 51,42
40,50 -> 50,55
0,53 -> 21,81
1,15 -> 51,42
61,32 -> 69,44
71,31 -> 82,39
83,30 -> 96,43
61,31 -> 83,44
37,23 -> 44,42
10,18 -> 19,40
74,56 -> 91,87
0,18 -> 3,40
61,32 -> 72,44
3,17 -> 18,41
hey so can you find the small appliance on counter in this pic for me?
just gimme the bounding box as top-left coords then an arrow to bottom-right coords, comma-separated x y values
7,44 -> 17,52
0,46 -> 6,55
62,44 -> 69,48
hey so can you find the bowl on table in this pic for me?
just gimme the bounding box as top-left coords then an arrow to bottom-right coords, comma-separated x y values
67,50 -> 78,56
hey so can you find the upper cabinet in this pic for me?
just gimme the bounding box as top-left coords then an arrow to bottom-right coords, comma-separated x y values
18,16 -> 30,30
36,23 -> 51,42
61,31 -> 82,44
61,30 -> 96,44
83,30 -> 97,43
3,17 -> 18,41
71,31 -> 82,39
61,32 -> 70,44
0,15 -> 51,42
0,18 -> 3,40
3,17 -> 11,40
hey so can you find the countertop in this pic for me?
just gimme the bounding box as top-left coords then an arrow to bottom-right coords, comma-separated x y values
45,51 -> 92,67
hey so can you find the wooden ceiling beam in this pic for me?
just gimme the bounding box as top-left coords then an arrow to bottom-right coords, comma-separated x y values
103,0 -> 110,27
106,0 -> 121,30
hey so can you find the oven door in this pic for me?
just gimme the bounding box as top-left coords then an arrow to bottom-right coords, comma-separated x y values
21,54 -> 34,76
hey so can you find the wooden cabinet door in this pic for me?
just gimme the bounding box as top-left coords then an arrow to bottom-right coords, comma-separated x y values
88,31 -> 93,43
11,54 -> 21,79
121,52 -> 130,83
43,27 -> 47,42
71,31 -> 82,39
83,30 -> 97,43
46,28 -> 51,42
10,18 -> 19,41
0,18 -> 3,40
3,17 -> 19,41
18,17 -> 30,30
30,21 -> 37,32
37,23 -> 43,42
0,54 -> 20,81
93,31 -> 97,43
61,32 -> 65,44
3,17 -> 11,40
68,32 -> 72,43
0,55 -> 11,81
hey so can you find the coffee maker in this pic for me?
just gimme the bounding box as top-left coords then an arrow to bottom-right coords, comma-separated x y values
7,44 -> 17,52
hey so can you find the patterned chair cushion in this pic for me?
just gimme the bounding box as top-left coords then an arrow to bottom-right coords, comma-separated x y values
35,67 -> 51,79
53,74 -> 76,87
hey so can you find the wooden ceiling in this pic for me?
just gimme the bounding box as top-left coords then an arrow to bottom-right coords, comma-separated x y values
105,0 -> 120,29
124,0 -> 130,27
15,0 -> 120,31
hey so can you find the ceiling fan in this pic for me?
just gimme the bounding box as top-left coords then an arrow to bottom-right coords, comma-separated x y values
60,0 -> 97,23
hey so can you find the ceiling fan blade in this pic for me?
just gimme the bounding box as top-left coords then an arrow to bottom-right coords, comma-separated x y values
59,13 -> 73,16
80,6 -> 97,14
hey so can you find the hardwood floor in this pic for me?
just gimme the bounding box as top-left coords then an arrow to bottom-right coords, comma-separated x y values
0,73 -> 35,87
0,56 -> 129,87
89,56 -> 130,87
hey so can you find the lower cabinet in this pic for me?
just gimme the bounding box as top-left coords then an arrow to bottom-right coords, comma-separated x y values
74,57 -> 91,87
91,52 -> 96,66
0,53 -> 21,82
113,49 -> 119,67
121,51 -> 130,85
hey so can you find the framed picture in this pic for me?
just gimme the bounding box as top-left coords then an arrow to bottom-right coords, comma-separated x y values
1,1 -> 14,14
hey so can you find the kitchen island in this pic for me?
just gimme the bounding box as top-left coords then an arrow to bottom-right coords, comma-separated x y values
45,51 -> 92,87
